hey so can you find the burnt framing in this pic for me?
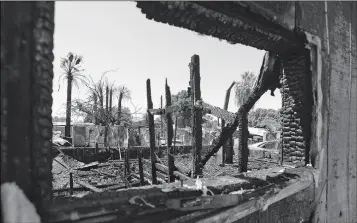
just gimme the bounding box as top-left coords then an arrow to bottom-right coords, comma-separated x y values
1,1 -> 317,221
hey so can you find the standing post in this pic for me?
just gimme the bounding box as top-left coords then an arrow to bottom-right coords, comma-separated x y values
124,149 -> 130,176
160,95 -> 163,143
146,79 -> 157,184
135,129 -> 145,185
174,116 -> 178,155
69,172 -> 73,195
222,82 -> 236,164
138,149 -> 145,185
95,142 -> 98,157
189,55 -> 203,178
165,79 -> 175,182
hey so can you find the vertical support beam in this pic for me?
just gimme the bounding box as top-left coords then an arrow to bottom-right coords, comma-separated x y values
189,55 -> 203,178
125,148 -> 130,177
146,79 -> 157,184
157,132 -> 160,147
95,142 -> 98,157
1,2 -> 55,217
138,149 -> 145,186
165,79 -> 175,182
174,116 -> 178,155
69,172 -> 73,195
222,82 -> 236,164
160,95 -> 163,141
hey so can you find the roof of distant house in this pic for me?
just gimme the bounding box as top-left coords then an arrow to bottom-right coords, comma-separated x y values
53,122 -> 94,126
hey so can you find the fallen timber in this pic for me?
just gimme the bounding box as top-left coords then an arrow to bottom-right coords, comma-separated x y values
142,158 -> 190,182
49,167 -> 317,223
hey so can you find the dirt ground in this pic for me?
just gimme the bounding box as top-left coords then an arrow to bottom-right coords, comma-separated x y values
162,153 -> 280,178
52,149 -> 281,198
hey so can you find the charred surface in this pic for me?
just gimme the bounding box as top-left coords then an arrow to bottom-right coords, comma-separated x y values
146,79 -> 157,184
136,2 -> 304,52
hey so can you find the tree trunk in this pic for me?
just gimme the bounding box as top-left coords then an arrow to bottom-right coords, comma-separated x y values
109,88 -> 113,116
93,93 -> 98,124
104,86 -> 109,147
65,75 -> 73,137
117,92 -> 123,125
99,89 -> 104,124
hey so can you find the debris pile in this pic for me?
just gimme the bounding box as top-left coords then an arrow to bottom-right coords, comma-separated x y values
52,151 -> 141,198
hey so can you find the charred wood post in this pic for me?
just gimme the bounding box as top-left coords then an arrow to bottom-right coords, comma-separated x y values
69,172 -> 73,195
135,129 -> 145,185
104,85 -> 109,147
125,148 -> 130,177
138,149 -> 145,185
165,79 -> 175,182
237,111 -> 249,172
190,55 -> 203,178
222,81 -> 236,164
95,142 -> 98,157
161,95 -> 164,140
194,52 -> 282,174
146,79 -> 157,184
174,116 -> 178,155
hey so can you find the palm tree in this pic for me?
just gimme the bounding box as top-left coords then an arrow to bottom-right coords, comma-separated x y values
58,52 -> 87,138
116,85 -> 131,126
234,71 -> 257,108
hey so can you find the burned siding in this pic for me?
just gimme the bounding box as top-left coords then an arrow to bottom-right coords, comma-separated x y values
280,50 -> 312,166
1,1 -> 55,216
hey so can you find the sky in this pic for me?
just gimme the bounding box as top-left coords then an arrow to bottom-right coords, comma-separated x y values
52,2 -> 281,121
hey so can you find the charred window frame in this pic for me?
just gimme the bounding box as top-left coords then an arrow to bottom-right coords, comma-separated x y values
1,2 -> 323,221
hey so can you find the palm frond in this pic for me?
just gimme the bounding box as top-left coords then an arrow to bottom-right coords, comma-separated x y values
235,71 -> 257,107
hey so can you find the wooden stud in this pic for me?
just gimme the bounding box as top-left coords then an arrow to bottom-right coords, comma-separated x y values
146,79 -> 157,184
222,82 -> 236,164
166,79 -> 175,182
190,55 -> 203,178
69,172 -> 73,196
138,149 -> 145,186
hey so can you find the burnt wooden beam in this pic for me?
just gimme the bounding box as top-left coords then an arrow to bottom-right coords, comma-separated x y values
156,169 -> 168,180
190,55 -> 203,178
69,172 -> 73,195
144,158 -> 189,181
165,79 -> 175,183
148,103 -> 182,115
124,149 -> 130,177
74,179 -> 103,193
160,95 -> 163,138
148,108 -> 166,115
137,149 -> 145,186
222,81 -> 236,164
202,102 -> 235,123
173,116 -> 178,155
146,79 -> 157,184
155,163 -> 191,181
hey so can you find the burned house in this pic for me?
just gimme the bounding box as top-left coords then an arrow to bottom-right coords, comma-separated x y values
1,1 -> 356,223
